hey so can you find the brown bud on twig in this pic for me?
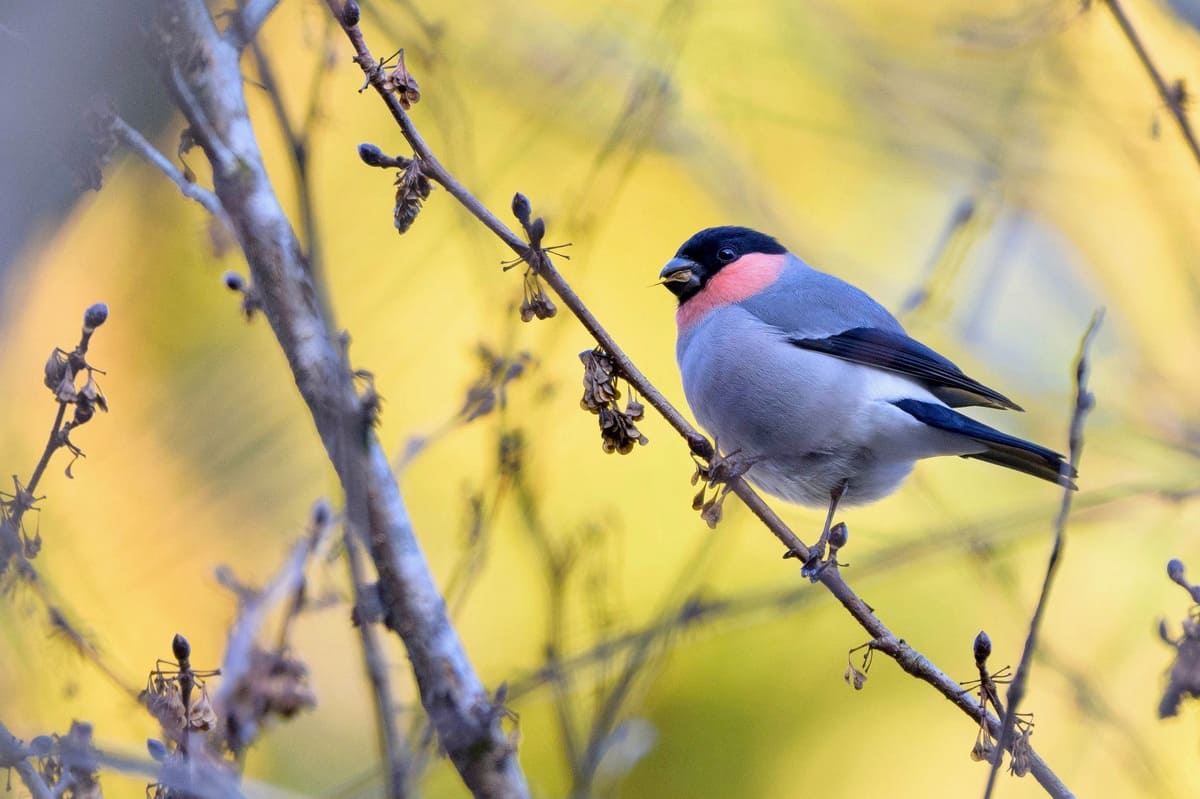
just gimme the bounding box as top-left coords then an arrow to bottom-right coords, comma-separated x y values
974,630 -> 992,665
511,193 -> 532,227
341,0 -> 360,26
357,142 -> 388,167
172,633 -> 191,662
83,303 -> 108,332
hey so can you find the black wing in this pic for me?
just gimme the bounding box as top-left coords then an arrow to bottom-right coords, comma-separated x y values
789,327 -> 1022,411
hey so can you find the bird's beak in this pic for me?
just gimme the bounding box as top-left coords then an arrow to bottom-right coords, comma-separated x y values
658,256 -> 696,286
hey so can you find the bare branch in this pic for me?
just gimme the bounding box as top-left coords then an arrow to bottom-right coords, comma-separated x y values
225,0 -> 284,51
1102,0 -> 1200,170
109,115 -> 236,236
146,2 -> 528,795
214,502 -> 334,719
0,721 -> 53,799
982,311 -> 1102,798
345,531 -> 412,799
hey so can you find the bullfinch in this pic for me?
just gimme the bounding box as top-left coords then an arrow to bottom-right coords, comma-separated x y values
660,226 -> 1076,573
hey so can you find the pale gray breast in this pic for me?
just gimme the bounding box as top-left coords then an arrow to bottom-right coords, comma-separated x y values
677,305 -> 873,461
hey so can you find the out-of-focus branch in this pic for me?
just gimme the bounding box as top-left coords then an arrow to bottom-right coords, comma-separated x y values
328,6 -> 1075,795
247,19 -> 337,320
144,3 -> 528,797
345,531 -> 412,799
0,722 -> 53,799
110,115 -> 235,233
225,0 -> 283,51
1102,0 -> 1200,171
2,304 -> 110,582
214,500 -> 334,731
983,311 -> 1101,798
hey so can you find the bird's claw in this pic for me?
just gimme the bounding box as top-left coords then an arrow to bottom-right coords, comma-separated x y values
801,549 -> 829,581
799,522 -> 849,582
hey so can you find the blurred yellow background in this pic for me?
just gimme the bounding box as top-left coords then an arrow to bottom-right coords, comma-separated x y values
2,0 -> 1200,797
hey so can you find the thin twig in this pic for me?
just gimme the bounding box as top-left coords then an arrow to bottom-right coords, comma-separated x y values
214,508 -> 334,718
247,23 -> 337,314
344,531 -> 411,799
329,9 -> 1076,796
1102,0 -> 1200,171
2,305 -> 110,573
0,721 -> 53,799
109,115 -> 236,235
982,311 -> 1102,798
225,0 -> 284,51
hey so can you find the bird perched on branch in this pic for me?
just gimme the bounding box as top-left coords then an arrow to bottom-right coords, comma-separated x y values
659,226 -> 1076,575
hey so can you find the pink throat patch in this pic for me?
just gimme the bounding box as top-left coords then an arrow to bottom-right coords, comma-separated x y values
676,252 -> 786,332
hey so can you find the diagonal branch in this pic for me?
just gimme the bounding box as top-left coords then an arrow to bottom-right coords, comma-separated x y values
144,2 -> 528,797
328,5 -> 1077,796
1102,0 -> 1200,171
983,311 -> 1102,798
109,115 -> 235,232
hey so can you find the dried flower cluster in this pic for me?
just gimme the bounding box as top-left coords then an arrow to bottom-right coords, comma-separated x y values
380,48 -> 421,109
579,348 -> 647,455
354,144 -> 432,235
509,193 -> 558,321
140,635 -> 220,751
1,304 -> 110,571
138,633 -> 314,795
394,156 -> 432,234
1158,559 -> 1200,720
32,721 -> 101,799
43,304 -> 110,463
220,647 -> 317,755
688,450 -> 752,529
965,630 -> 1034,777
460,346 -> 533,422
844,642 -> 874,691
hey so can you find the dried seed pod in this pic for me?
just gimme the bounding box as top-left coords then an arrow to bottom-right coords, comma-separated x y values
393,157 -> 432,234
44,349 -> 68,390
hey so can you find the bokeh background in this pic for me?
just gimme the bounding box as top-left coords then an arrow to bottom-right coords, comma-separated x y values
2,0 -> 1200,797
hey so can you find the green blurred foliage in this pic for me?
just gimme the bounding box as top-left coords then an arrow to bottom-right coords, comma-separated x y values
1,1 -> 1199,797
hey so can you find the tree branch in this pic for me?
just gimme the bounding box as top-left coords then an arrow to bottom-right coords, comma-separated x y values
983,311 -> 1101,798
109,115 -> 235,232
328,5 -> 1077,796
1102,0 -> 1200,171
345,531 -> 412,799
225,0 -> 283,51
145,2 -> 528,796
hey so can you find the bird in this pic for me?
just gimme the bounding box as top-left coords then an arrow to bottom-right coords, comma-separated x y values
659,225 -> 1076,575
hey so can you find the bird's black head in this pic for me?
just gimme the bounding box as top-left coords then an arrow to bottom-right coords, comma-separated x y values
659,226 -> 787,303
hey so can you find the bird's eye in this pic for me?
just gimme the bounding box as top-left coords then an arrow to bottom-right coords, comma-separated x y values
717,247 -> 736,263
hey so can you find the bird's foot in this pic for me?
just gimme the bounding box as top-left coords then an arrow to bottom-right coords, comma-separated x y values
798,522 -> 849,582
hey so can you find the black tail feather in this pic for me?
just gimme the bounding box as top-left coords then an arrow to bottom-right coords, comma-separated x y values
892,398 -> 1077,490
